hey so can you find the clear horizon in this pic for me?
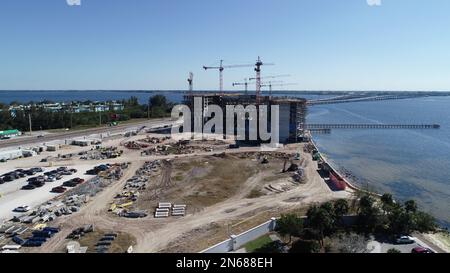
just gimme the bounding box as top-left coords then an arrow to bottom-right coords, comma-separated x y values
1,0 -> 450,91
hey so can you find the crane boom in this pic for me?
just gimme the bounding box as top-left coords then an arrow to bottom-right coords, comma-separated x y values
203,60 -> 254,95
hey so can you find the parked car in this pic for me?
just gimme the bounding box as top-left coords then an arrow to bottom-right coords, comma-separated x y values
3,175 -> 15,182
24,169 -> 36,176
69,169 -> 77,173
46,176 -> 56,182
72,178 -> 85,184
30,167 -> 43,173
22,184 -> 36,190
411,246 -> 434,253
51,186 -> 67,193
63,181 -> 78,187
29,181 -> 45,187
0,177 -> 4,184
14,205 -> 31,212
395,236 -> 415,245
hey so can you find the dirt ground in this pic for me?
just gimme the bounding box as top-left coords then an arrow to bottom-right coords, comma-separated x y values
30,140 -> 352,253
1,127 -> 355,253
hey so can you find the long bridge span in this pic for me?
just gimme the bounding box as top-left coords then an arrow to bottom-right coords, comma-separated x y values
307,94 -> 426,106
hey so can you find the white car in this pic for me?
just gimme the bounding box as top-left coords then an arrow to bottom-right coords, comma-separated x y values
14,206 -> 31,212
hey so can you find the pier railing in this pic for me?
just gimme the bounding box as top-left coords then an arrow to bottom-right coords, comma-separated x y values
301,124 -> 440,130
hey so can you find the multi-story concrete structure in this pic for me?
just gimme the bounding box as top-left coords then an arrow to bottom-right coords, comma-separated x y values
183,93 -> 307,144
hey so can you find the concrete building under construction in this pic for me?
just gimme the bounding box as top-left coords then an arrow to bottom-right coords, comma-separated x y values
183,93 -> 307,144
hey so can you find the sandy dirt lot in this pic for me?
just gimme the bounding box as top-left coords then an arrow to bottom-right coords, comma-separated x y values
25,140 -> 352,253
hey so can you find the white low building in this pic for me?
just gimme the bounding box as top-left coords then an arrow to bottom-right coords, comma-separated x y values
0,149 -> 23,161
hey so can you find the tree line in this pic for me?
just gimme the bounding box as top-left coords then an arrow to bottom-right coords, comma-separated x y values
272,193 -> 437,253
0,95 -> 173,131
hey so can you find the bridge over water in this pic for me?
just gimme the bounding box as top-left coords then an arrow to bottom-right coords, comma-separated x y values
307,94 -> 426,106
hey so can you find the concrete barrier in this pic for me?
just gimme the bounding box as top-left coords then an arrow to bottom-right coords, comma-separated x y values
201,218 -> 277,253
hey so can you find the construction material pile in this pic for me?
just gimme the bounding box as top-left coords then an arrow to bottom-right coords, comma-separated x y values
138,136 -> 171,144
66,224 -> 94,240
95,232 -> 119,253
124,141 -> 148,150
154,202 -> 186,218
80,146 -> 123,160
109,161 -> 158,217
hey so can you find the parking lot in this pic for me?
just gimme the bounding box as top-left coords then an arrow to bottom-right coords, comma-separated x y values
367,235 -> 438,253
0,164 -> 95,222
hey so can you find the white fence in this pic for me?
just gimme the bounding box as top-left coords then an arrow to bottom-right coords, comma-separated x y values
201,218 -> 277,253
200,215 -> 358,253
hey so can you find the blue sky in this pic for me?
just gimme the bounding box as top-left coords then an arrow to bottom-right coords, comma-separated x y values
0,0 -> 449,91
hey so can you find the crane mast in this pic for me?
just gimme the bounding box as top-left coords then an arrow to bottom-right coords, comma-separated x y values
187,72 -> 194,96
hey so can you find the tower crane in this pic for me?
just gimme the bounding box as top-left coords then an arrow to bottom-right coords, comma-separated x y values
253,56 -> 275,104
260,82 -> 298,99
232,78 -> 250,95
203,60 -> 254,95
249,74 -> 290,81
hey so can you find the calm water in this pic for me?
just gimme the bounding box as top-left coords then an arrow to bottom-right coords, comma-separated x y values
0,90 -> 328,105
0,90 -> 184,105
308,97 -> 450,228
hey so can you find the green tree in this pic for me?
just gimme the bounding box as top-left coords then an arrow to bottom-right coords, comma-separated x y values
307,205 -> 335,247
387,204 -> 414,235
357,194 -> 381,234
404,200 -> 418,213
413,211 -> 436,233
275,214 -> 303,244
334,199 -> 350,225
381,193 -> 395,212
289,240 -> 321,253
387,248 -> 401,253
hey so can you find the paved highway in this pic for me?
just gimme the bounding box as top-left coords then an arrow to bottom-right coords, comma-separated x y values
0,118 -> 174,150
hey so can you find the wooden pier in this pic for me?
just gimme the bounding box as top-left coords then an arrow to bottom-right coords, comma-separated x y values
301,124 -> 440,130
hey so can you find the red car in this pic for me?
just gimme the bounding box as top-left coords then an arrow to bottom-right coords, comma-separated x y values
411,246 -> 434,253
72,178 -> 85,184
51,186 -> 67,193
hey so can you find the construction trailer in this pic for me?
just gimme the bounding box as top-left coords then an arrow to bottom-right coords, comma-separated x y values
0,149 -> 23,161
182,93 -> 307,144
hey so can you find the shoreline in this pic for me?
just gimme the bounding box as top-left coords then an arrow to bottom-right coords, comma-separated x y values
309,138 -> 381,197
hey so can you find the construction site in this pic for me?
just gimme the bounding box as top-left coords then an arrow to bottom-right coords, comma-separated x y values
0,57 -> 443,254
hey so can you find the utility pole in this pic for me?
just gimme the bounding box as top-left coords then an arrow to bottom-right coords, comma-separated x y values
147,97 -> 151,119
28,113 -> 32,136
99,108 -> 102,126
70,104 -> 73,129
